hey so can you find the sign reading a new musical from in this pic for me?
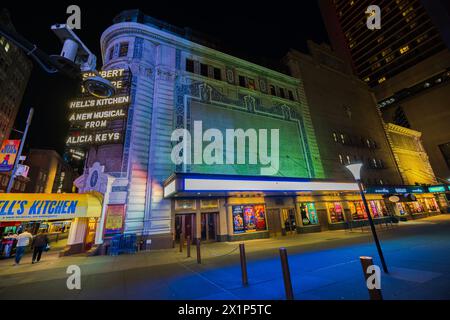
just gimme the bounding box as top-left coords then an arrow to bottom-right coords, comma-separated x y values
0,140 -> 20,172
66,68 -> 131,147
0,193 -> 103,221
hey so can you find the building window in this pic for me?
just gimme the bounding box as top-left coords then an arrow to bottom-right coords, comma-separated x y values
238,75 -> 246,88
333,132 -> 338,142
288,90 -> 295,101
269,85 -> 276,96
108,47 -> 115,61
372,158 -> 378,168
213,67 -> 221,80
400,45 -> 410,54
338,154 -> 343,164
346,155 -> 351,165
340,134 -> 345,144
118,42 -> 129,57
279,88 -> 286,99
248,78 -> 256,90
186,59 -> 195,73
200,63 -> 208,77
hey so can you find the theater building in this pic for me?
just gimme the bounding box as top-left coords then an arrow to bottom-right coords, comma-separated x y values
68,10 -> 446,251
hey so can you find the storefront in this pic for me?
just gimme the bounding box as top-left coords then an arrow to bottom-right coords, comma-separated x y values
0,192 -> 103,257
164,173 -> 367,241
365,186 -> 444,221
163,173 -> 448,242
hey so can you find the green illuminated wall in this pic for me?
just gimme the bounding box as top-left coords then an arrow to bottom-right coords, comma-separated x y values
189,101 -> 309,177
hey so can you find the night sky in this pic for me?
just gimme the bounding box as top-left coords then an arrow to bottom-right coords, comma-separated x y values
4,0 -> 328,156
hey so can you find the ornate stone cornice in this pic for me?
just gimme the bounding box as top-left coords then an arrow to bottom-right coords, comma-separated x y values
100,22 -> 300,85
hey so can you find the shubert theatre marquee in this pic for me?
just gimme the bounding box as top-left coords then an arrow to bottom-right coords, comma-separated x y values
64,11 -> 443,252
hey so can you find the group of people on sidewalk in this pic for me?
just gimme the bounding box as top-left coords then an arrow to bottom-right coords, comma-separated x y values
9,229 -> 50,265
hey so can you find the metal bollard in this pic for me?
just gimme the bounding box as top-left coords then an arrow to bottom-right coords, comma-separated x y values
187,236 -> 191,258
239,243 -> 248,286
279,247 -> 294,300
196,240 -> 201,264
179,233 -> 183,253
360,256 -> 383,300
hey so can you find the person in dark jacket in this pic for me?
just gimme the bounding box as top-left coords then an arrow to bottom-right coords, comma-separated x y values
31,231 -> 49,264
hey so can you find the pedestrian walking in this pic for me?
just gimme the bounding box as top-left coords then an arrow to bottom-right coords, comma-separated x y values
31,231 -> 49,264
14,229 -> 33,265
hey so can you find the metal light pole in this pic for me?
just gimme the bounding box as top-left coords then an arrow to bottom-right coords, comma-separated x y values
6,107 -> 34,193
345,163 -> 389,273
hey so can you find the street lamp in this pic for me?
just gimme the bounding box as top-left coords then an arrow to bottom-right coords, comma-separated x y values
345,163 -> 389,273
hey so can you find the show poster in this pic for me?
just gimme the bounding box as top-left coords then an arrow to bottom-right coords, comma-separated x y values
254,205 -> 267,231
0,140 -> 20,172
244,205 -> 257,232
103,204 -> 125,236
232,205 -> 245,233
306,203 -> 318,225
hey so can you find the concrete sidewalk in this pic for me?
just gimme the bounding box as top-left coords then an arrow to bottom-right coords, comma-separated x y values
0,215 -> 449,299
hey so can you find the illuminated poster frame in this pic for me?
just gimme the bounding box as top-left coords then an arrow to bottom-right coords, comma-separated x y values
232,204 -> 267,234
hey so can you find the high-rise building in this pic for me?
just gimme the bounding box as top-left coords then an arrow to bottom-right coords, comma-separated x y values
0,9 -> 32,144
319,0 -> 450,182
319,0 -> 449,87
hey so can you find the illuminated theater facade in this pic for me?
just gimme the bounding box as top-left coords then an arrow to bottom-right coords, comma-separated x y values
69,10 -> 446,250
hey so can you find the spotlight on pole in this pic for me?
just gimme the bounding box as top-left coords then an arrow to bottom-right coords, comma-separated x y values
345,163 -> 389,273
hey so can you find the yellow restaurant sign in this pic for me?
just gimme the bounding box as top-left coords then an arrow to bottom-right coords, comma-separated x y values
0,193 -> 103,221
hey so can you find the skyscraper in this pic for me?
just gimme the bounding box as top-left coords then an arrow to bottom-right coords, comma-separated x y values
319,0 -> 449,87
319,0 -> 450,182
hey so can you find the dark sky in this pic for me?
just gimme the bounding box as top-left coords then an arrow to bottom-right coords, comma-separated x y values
4,0 -> 329,156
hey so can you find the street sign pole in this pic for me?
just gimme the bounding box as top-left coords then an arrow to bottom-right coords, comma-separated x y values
6,107 -> 34,193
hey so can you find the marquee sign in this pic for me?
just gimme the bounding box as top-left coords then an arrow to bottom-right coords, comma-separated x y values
66,68 -> 131,148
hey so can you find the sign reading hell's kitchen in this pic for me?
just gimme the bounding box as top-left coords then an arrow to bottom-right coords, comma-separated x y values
66,68 -> 131,147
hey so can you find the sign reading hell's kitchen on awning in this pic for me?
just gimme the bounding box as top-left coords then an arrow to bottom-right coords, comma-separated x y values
66,68 -> 131,147
0,193 -> 103,221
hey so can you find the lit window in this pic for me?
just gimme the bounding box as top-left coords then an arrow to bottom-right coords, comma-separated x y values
400,45 -> 409,54
378,77 -> 386,84
340,134 -> 345,144
346,155 -> 351,165
5,42 -> 10,52
372,158 -> 378,168
338,154 -> 343,164
333,132 -> 338,142
364,77 -> 370,82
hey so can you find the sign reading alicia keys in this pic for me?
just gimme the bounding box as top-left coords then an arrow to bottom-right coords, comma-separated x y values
66,68 -> 131,146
